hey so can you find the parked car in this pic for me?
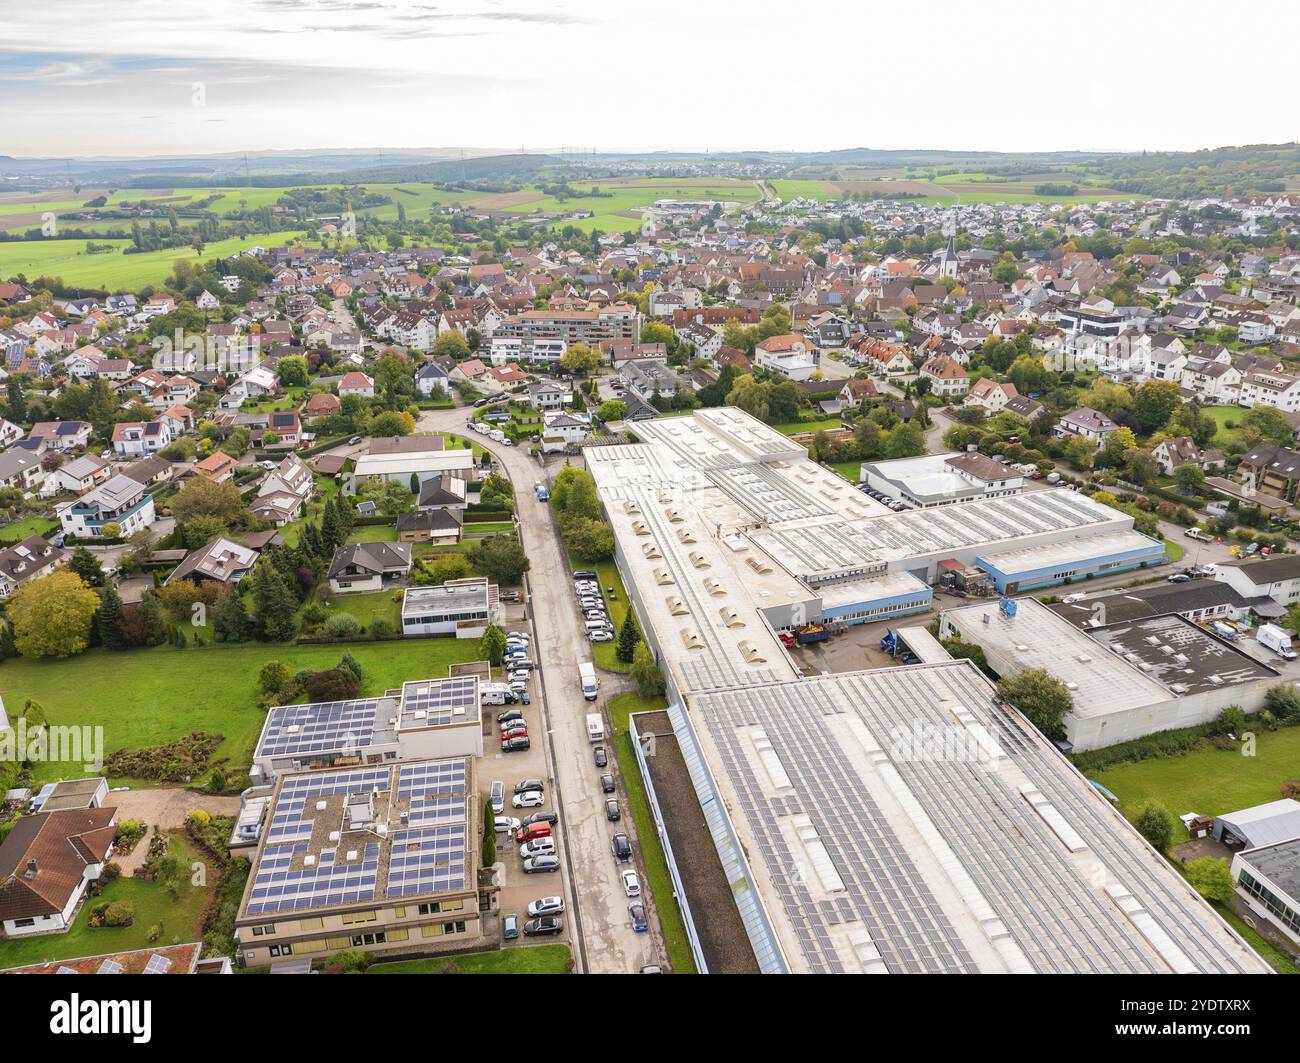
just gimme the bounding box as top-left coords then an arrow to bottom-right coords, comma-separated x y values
503,913 -> 519,940
621,869 -> 641,897
1061,593 -> 1086,604
590,630 -> 614,642
490,780 -> 505,815
628,902 -> 648,932
600,773 -> 615,794
612,832 -> 632,862
512,789 -> 545,809
497,709 -> 525,725
502,736 -> 531,752
593,746 -> 608,768
573,570 -> 597,580
522,855 -> 560,874
500,725 -> 529,741
605,798 -> 621,821
519,838 -> 556,860
527,896 -> 565,917
524,810 -> 558,826
1167,573 -> 1191,583
524,916 -> 564,937
494,816 -> 521,834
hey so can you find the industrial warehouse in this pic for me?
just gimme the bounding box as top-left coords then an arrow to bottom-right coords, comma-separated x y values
586,408 -> 1271,975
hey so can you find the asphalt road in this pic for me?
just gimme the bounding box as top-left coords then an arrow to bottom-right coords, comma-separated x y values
417,406 -> 662,974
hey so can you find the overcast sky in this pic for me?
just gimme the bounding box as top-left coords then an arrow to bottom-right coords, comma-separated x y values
2,0 -> 1296,158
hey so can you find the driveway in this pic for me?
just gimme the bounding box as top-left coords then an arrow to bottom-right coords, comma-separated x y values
418,406 -> 663,974
107,787 -> 241,877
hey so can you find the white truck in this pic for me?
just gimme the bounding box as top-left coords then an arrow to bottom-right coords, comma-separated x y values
578,661 -> 599,701
1256,623 -> 1297,660
586,713 -> 605,742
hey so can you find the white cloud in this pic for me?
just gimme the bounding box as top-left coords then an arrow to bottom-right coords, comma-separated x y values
1,0 -> 1297,156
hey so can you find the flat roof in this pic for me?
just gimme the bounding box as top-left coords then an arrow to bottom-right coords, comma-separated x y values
402,580 -> 491,618
861,451 -> 1018,501
1049,580 -> 1260,628
241,758 -> 472,919
1085,613 -> 1278,697
941,598 -> 1171,720
978,529 -> 1162,577
1240,836 -> 1300,901
682,661 -> 1268,973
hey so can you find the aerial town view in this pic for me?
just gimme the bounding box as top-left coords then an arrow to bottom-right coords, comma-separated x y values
0,0 -> 1296,1042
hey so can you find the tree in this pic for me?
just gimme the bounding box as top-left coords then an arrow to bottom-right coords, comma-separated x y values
1186,857 -> 1234,903
434,330 -> 470,361
212,590 -> 252,643
726,374 -> 770,422
478,795 -> 500,873
1173,464 -> 1205,492
597,400 -> 627,423
1241,405 -> 1293,446
171,476 -> 245,525
479,623 -> 507,666
1263,683 -> 1300,722
69,546 -> 105,588
630,642 -> 666,699
1134,801 -> 1175,854
995,668 -> 1071,740
258,660 -> 291,696
304,668 -> 360,702
1131,380 -> 1181,434
95,583 -> 125,650
561,515 -> 614,562
616,611 -> 641,664
8,571 -> 101,658
251,562 -> 299,642
883,422 -> 926,459
468,535 -> 530,585
559,343 -> 600,375
277,355 -> 309,387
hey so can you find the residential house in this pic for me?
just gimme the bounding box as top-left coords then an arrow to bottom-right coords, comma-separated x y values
1055,407 -> 1119,444
28,421 -> 92,453
0,806 -> 118,937
192,451 -> 238,483
753,333 -> 818,382
919,354 -> 970,397
165,538 -> 259,587
0,535 -> 69,598
414,360 -> 451,398
338,371 -> 375,398
39,454 -> 111,498
111,419 -> 174,458
327,541 -> 413,593
57,474 -> 156,538
1152,436 -> 1224,477
964,377 -> 1018,411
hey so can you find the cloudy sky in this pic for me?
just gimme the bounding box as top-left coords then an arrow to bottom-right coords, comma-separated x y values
2,0 -> 1296,158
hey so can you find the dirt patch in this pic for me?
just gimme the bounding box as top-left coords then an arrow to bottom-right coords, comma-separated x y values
638,710 -> 760,974
108,786 -> 240,831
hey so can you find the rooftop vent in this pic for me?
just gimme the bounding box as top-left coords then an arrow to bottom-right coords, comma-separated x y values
681,629 -> 705,650
632,520 -> 650,536
666,595 -> 688,616
653,567 -> 674,586
688,551 -> 710,569
719,607 -> 744,629
738,641 -> 767,664
642,543 -> 662,560
703,577 -> 725,596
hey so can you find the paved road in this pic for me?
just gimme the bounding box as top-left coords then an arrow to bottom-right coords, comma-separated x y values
417,407 -> 661,974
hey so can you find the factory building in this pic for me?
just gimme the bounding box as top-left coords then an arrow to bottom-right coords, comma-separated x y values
938,598 -> 1279,750
584,408 -> 1270,974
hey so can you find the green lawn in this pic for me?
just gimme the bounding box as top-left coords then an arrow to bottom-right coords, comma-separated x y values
830,460 -> 861,483
464,521 -> 514,536
1200,405 -> 1247,448
318,588 -> 402,631
0,833 -> 211,969
608,693 -> 696,974
1094,725 -> 1300,842
345,523 -> 398,543
1164,540 -> 1185,564
0,515 -> 58,541
0,638 -> 483,786
368,943 -> 571,974
774,418 -> 844,436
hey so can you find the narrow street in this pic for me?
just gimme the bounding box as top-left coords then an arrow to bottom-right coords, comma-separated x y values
417,406 -> 662,974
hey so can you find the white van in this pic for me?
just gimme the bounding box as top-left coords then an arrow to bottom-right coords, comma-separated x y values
490,781 -> 505,815
586,713 -> 605,742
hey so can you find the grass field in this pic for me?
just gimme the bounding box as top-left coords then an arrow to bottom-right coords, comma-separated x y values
774,417 -> 844,436
368,943 -> 572,974
1093,725 -> 1300,842
0,230 -> 307,291
830,460 -> 860,483
345,524 -> 399,543
0,638 -> 483,786
319,588 -> 403,630
608,692 -> 696,974
0,833 -> 211,969
1201,405 -> 1248,448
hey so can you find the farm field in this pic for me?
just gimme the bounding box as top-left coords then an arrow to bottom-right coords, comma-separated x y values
369,943 -> 572,974
0,637 -> 483,787
770,174 -> 1140,206
0,230 -> 308,291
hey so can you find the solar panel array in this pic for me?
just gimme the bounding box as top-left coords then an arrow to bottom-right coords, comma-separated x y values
258,698 -> 383,758
399,676 -> 478,728
247,760 -> 472,918
685,664 -> 1265,974
97,958 -> 125,974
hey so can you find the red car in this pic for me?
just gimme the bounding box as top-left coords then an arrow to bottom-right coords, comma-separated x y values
501,725 -> 529,741
516,822 -> 553,844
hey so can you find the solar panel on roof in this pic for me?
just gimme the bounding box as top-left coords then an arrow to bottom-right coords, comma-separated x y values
142,954 -> 173,974
97,958 -> 125,974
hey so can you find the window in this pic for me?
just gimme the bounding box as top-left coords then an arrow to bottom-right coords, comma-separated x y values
13,918 -> 35,928
298,917 -> 323,931
342,910 -> 377,926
